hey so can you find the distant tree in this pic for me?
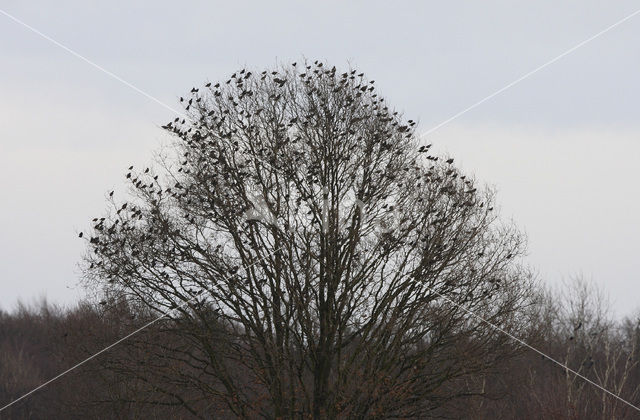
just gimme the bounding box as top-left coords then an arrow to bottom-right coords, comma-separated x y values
473,276 -> 640,420
537,277 -> 640,420
83,61 -> 536,418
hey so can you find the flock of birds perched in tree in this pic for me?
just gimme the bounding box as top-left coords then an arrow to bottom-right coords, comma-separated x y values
79,60 -> 521,316
68,61 -> 550,419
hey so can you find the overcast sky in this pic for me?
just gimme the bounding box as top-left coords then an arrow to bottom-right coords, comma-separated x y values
1,1 -> 639,316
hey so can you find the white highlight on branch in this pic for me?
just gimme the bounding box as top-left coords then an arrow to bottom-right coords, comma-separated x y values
2,4 -> 640,414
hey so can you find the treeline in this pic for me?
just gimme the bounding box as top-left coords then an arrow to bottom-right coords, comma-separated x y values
1,278 -> 639,419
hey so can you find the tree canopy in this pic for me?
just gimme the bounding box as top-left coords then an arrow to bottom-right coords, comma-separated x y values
82,61 -> 536,418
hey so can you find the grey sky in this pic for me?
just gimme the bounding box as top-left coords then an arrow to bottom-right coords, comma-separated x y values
1,1 -> 639,315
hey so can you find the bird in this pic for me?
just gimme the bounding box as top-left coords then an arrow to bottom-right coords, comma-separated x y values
78,232 -> 83,238
446,158 -> 454,164
205,82 -> 211,87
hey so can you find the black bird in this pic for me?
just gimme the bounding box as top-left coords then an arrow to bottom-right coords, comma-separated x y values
446,158 -> 454,164
205,82 -> 211,87
109,191 -> 114,197
78,232 -> 83,238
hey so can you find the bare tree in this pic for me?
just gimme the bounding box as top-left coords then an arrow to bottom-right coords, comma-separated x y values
558,277 -> 640,419
508,276 -> 640,420
82,61 -> 536,418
